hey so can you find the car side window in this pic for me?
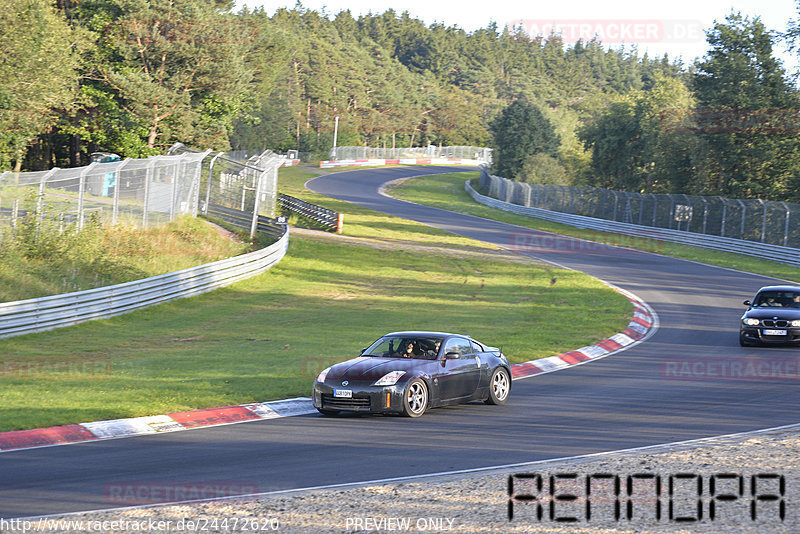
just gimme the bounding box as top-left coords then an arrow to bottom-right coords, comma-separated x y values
470,340 -> 484,353
443,337 -> 473,357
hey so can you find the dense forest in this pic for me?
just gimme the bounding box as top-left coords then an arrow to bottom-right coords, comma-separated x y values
2,1 -> 800,200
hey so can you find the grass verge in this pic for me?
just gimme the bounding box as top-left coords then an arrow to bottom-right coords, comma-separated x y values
386,171 -> 800,283
0,199 -> 631,432
0,216 -> 252,302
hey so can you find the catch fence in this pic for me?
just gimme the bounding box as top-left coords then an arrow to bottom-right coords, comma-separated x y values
330,145 -> 492,163
480,168 -> 800,249
0,151 -> 210,242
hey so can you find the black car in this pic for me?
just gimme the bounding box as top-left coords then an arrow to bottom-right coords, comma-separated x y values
312,331 -> 512,417
740,285 -> 800,346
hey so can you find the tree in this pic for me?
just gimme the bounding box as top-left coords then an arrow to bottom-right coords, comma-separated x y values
692,13 -> 800,199
0,0 -> 86,170
95,0 -> 255,150
489,99 -> 560,179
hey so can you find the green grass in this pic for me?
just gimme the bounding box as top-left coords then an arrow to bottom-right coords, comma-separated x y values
0,202 -> 631,432
0,216 -> 251,302
387,171 -> 800,283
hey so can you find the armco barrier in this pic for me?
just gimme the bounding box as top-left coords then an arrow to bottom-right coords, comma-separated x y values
0,225 -> 288,340
207,203 -> 287,239
319,158 -> 482,169
279,194 -> 343,233
466,180 -> 800,267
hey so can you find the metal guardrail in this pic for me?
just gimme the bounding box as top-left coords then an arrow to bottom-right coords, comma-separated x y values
279,194 -> 343,233
466,179 -> 800,268
0,222 -> 289,340
207,203 -> 287,239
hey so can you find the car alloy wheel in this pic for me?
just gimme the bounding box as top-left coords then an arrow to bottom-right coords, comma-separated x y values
486,368 -> 510,405
403,379 -> 428,418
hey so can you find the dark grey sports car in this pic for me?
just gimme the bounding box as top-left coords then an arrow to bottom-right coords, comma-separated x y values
740,285 -> 800,346
312,331 -> 512,417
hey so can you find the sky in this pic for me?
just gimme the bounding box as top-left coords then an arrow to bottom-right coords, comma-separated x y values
238,0 -> 800,75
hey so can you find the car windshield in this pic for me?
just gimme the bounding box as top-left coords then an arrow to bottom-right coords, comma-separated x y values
363,336 -> 444,359
752,291 -> 800,308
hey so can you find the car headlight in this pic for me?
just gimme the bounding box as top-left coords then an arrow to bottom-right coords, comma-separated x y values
792,320 -> 800,327
743,318 -> 760,326
316,367 -> 331,383
373,371 -> 406,386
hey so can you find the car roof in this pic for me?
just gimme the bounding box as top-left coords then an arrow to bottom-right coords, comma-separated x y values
383,331 -> 469,338
755,285 -> 800,293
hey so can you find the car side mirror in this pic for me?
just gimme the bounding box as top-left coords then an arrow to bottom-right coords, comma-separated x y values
445,352 -> 460,359
360,347 -> 367,354
743,300 -> 751,306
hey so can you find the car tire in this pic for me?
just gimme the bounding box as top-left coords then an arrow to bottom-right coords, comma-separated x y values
402,379 -> 428,418
739,333 -> 757,347
485,367 -> 510,405
316,408 -> 339,416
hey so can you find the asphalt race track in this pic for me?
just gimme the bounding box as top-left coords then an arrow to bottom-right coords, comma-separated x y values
2,166 -> 799,519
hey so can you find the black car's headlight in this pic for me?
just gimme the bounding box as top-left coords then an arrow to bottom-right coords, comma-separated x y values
792,320 -> 800,327
743,318 -> 760,326
316,367 -> 331,383
373,371 -> 406,386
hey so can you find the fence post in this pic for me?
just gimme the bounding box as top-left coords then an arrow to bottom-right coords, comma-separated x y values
782,202 -> 790,247
758,199 -> 767,243
250,168 -> 265,239
142,157 -> 157,228
737,199 -> 746,240
720,197 -> 727,237
205,152 -> 223,215
651,194 -> 658,227
169,155 -> 184,222
701,197 -> 708,234
112,158 -> 133,225
36,168 -> 59,235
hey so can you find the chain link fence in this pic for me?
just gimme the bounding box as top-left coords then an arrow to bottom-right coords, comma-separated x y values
0,151 -> 210,243
480,168 -> 800,248
0,145 -> 285,244
168,144 -> 284,238
330,145 -> 492,163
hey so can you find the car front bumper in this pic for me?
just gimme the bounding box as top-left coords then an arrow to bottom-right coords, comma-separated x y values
312,381 -> 408,414
740,326 -> 800,344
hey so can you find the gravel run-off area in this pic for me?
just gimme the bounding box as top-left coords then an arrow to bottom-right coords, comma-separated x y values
14,423 -> 798,534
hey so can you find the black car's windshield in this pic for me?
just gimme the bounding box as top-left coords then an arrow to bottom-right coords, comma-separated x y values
753,291 -> 800,308
363,336 -> 444,359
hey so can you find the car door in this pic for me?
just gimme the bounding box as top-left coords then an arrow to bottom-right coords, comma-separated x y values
437,336 -> 481,400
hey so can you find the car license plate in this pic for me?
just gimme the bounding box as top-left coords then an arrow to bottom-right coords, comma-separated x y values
763,329 -> 787,336
334,389 -> 352,398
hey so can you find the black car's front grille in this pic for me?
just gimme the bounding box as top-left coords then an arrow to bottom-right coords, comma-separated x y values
762,320 -> 789,328
321,394 -> 371,411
